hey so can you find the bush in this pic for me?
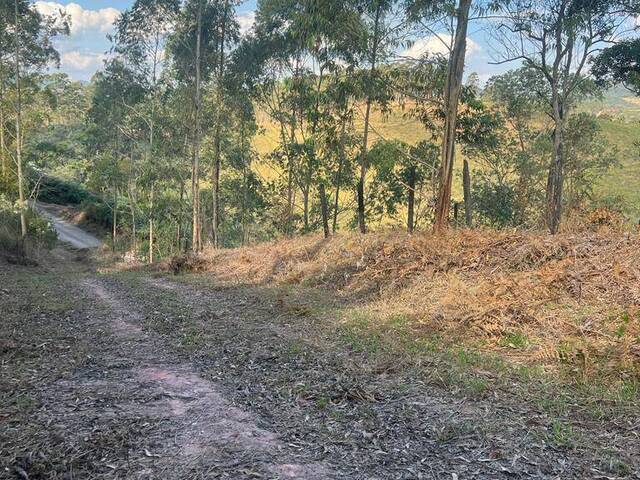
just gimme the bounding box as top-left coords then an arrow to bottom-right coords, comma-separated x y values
0,195 -> 57,259
82,200 -> 113,229
33,173 -> 98,205
472,180 -> 518,228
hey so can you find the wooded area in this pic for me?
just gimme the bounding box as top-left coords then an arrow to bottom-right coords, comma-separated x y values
2,0 -> 640,260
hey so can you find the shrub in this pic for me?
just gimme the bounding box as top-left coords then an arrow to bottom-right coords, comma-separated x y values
0,195 -> 57,259
33,173 -> 98,205
81,200 -> 113,229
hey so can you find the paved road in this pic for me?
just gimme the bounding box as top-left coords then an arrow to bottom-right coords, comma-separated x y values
35,202 -> 102,249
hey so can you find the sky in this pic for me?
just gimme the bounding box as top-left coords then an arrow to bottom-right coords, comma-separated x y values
35,0 -> 507,83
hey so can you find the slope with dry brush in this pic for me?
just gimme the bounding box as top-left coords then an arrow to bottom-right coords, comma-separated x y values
168,226 -> 640,394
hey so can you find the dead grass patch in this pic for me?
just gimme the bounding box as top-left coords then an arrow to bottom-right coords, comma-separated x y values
167,228 -> 640,387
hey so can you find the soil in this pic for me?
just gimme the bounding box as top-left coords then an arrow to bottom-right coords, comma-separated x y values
1,249 -> 639,479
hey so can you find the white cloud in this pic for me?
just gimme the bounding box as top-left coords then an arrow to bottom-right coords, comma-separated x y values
401,34 -> 481,59
60,51 -> 105,72
237,11 -> 255,35
35,2 -> 120,35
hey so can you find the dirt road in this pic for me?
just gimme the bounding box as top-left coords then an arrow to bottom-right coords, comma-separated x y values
1,247 -> 638,479
34,202 -> 102,249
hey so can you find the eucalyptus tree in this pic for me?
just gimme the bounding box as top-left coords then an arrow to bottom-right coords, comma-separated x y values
87,60 -> 146,250
167,0 -> 236,250
319,74 -> 360,233
208,0 -> 241,248
405,0 -> 504,230
112,0 -> 179,260
493,0 -> 640,233
2,0 -> 68,237
354,0 -> 404,234
245,0 -> 365,235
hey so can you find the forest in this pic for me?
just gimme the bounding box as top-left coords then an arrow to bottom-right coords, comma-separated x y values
2,0 -> 640,261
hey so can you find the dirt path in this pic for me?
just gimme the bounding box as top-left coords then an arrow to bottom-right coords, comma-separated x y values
2,252 -> 638,479
34,202 -> 102,249
81,277 -> 333,479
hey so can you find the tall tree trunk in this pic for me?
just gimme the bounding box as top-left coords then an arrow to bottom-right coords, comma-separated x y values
319,183 -> 329,239
357,3 -> 382,234
241,121 -> 249,246
332,117 -> 347,233
127,178 -> 136,254
0,69 -> 6,179
191,0 -> 203,252
178,182 -> 185,252
285,57 -> 300,236
112,185 -> 117,252
14,0 -> 27,238
302,189 -> 309,231
149,183 -> 154,263
547,97 -> 564,234
462,158 -> 472,227
130,204 -> 136,253
407,165 -> 416,233
212,1 -> 228,248
284,119 -> 295,236
433,0 -> 472,231
242,166 -> 249,245
304,63 -> 325,235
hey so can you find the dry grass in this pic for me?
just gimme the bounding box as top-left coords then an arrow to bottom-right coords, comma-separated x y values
168,227 -> 640,386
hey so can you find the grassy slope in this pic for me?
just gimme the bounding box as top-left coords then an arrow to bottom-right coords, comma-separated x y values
593,118 -> 640,219
253,93 -> 640,219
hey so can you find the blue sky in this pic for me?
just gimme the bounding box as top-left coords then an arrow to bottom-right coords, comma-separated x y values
37,0 -> 507,83
37,0 -> 257,81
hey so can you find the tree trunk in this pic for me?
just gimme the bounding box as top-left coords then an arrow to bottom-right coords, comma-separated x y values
130,204 -> 136,253
285,121 -> 295,236
546,100 -> 564,234
14,0 -> 27,238
407,165 -> 416,233
433,0 -> 472,231
127,178 -> 136,254
357,3 -> 382,234
462,158 -> 472,227
285,58 -> 300,236
242,166 -> 249,245
332,117 -> 347,233
212,1 -> 228,249
302,188 -> 309,232
0,70 -> 6,179
178,183 -> 184,252
191,0 -> 203,252
149,183 -> 154,263
112,185 -> 117,252
319,183 -> 330,239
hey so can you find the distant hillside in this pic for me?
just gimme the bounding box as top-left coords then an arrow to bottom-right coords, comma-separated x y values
582,85 -> 640,120
253,89 -> 640,222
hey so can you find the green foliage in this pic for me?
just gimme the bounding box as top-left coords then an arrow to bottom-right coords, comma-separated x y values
592,39 -> 640,95
0,194 -> 57,255
470,68 -> 619,228
472,180 -> 518,228
2,0 -> 639,260
33,173 -> 97,205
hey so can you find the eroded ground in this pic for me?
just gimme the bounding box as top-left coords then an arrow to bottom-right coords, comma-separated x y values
1,251 -> 638,479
